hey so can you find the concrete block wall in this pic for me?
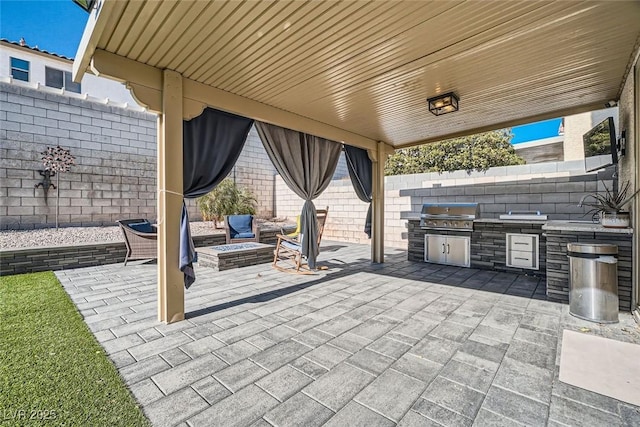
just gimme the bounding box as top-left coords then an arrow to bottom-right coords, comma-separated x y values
275,175 -> 411,248
0,82 -> 279,229
0,82 -> 169,229
274,159 -> 611,249
231,127 -> 276,218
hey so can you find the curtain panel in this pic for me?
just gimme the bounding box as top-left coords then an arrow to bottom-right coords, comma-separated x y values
180,108 -> 254,288
255,122 -> 342,268
344,144 -> 373,238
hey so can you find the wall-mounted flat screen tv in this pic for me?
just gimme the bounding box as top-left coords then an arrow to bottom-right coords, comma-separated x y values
583,116 -> 617,172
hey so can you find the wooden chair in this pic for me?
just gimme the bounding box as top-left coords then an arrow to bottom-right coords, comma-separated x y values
116,219 -> 157,265
273,207 -> 329,272
224,214 -> 260,244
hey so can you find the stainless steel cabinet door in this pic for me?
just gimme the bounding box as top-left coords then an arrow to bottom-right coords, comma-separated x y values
443,236 -> 470,267
425,234 -> 447,264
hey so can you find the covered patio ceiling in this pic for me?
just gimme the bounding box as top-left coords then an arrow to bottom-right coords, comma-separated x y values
74,0 -> 640,148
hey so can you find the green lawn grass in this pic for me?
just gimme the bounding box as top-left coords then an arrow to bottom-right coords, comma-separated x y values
0,272 -> 149,426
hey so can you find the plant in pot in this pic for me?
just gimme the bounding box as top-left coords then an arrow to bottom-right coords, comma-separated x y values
578,180 -> 639,228
196,178 -> 256,228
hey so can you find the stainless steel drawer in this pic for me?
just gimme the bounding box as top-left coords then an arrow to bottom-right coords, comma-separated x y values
508,250 -> 536,268
508,234 -> 536,251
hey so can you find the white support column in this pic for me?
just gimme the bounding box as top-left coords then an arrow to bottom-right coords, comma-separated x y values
157,69 -> 184,323
371,141 -> 386,263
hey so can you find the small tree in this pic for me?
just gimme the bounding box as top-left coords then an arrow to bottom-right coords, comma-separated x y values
196,178 -> 256,227
41,145 -> 75,229
385,129 -> 525,175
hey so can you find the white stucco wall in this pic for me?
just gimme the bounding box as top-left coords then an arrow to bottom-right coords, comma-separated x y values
0,42 -> 138,106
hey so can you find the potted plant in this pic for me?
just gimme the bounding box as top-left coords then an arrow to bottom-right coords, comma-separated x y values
196,178 -> 256,228
578,180 -> 639,228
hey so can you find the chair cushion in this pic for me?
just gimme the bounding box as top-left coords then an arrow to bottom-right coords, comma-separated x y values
228,215 -> 253,236
281,240 -> 301,251
129,221 -> 154,233
233,232 -> 255,239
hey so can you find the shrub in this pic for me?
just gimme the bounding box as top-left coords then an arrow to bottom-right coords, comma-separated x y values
196,178 -> 256,225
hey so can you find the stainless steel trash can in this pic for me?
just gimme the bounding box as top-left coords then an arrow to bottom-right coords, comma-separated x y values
567,243 -> 618,323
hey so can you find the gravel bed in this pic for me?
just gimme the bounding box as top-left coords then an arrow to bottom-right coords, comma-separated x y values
0,220 -> 292,250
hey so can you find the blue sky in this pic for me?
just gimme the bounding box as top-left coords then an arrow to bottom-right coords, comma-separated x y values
0,0 -> 88,58
511,118 -> 562,144
1,0 -> 559,144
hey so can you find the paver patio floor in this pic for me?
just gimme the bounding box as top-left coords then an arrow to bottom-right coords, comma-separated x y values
55,242 -> 640,427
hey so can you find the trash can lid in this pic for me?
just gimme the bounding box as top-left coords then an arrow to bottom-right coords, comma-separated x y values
567,242 -> 618,255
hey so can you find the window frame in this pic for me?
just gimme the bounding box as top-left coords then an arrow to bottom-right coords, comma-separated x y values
10,57 -> 30,82
45,66 -> 81,93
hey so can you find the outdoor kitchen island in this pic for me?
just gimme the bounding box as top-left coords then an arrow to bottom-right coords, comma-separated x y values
407,217 -> 634,311
407,218 -> 546,276
543,221 -> 633,311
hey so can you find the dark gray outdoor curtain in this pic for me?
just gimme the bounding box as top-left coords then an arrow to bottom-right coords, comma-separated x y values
255,122 -> 342,268
344,144 -> 373,238
180,108 -> 254,288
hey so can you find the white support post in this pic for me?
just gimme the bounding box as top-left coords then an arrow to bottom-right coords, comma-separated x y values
371,141 -> 386,263
157,69 -> 185,323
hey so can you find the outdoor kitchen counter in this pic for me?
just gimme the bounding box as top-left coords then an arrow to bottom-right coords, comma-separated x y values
543,221 -> 633,311
473,218 -> 547,224
543,220 -> 634,234
407,218 -> 546,278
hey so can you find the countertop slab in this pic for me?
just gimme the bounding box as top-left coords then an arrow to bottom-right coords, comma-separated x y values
542,220 -> 634,234
406,218 -> 546,225
473,218 -> 547,225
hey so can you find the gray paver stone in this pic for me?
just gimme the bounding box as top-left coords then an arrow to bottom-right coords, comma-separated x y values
355,369 -> 426,421
179,335 -> 226,358
255,365 -> 313,402
328,332 -> 372,354
290,357 -> 328,379
391,353 -> 442,383
439,359 -> 495,393
422,376 -> 485,419
482,385 -> 549,426
159,347 -> 192,367
303,344 -> 351,369
397,410 -> 443,427
472,408 -> 525,426
411,398 -> 473,427
213,339 -> 262,364
410,336 -> 461,364
264,392 -> 334,427
152,353 -> 227,395
144,387 -> 209,427
188,384 -> 279,427
324,401 -> 395,427
346,348 -> 395,375
492,357 -> 553,403
129,378 -> 165,405
120,356 -> 172,385
505,339 -> 555,370
303,362 -> 375,412
367,336 -> 412,359
250,339 -> 312,372
214,359 -> 269,392
192,375 -> 232,405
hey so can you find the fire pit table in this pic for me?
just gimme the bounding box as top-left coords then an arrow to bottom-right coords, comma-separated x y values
197,242 -> 274,271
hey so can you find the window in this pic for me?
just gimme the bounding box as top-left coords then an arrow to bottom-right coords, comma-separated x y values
10,57 -> 29,82
45,67 -> 81,93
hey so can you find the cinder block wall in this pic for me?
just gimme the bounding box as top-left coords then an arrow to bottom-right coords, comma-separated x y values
231,128 -> 276,218
0,82 -> 167,229
275,160 -> 611,249
0,83 -> 278,229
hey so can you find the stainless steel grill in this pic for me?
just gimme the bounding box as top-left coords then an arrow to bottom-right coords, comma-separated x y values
419,203 -> 479,231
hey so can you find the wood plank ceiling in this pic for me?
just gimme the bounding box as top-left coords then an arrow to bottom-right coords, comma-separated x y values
90,0 -> 640,148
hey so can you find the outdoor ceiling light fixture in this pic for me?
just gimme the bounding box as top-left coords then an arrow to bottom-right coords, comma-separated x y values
427,92 -> 459,116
